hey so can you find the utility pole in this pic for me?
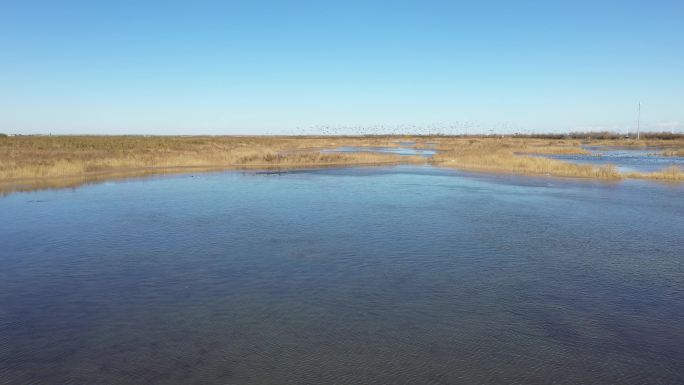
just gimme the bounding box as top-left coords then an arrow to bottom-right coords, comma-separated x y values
637,102 -> 641,140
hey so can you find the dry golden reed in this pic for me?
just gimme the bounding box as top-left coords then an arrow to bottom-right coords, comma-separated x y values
662,149 -> 684,157
1,135 -> 682,192
430,139 -> 620,179
626,166 -> 684,181
428,137 -> 683,181
0,135 -> 422,182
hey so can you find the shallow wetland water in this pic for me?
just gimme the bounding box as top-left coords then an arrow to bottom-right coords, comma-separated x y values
1,165 -> 683,384
544,146 -> 684,173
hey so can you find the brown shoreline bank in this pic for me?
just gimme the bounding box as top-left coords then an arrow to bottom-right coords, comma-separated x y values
0,158 -> 425,195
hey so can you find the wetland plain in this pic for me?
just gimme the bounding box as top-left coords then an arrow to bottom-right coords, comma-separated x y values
1,135 -> 683,384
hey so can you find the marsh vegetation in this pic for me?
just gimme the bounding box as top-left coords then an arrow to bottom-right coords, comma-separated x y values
430,137 -> 684,181
1,135 -> 683,193
0,135 -> 422,180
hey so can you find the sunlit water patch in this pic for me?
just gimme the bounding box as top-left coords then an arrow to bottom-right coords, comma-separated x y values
542,146 -> 684,173
1,166 -> 683,384
323,146 -> 436,157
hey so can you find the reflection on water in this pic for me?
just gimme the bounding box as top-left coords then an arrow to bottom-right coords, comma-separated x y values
0,168 -> 213,197
544,146 -> 684,173
1,166 -> 683,384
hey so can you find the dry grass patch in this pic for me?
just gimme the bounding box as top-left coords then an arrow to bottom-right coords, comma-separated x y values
662,149 -> 684,157
429,137 -> 683,182
0,136 -> 426,182
2,135 -> 682,191
627,166 -> 684,181
429,138 -> 619,179
434,149 -> 620,179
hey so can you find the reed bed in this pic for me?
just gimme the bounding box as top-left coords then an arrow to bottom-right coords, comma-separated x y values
581,138 -> 684,152
626,166 -> 684,181
429,137 -> 683,181
662,149 -> 684,157
431,139 -> 620,179
2,135 -> 682,191
430,137 -> 588,154
0,136 -> 424,182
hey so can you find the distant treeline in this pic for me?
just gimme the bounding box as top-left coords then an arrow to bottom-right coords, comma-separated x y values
401,131 -> 684,140
2,131 -> 683,139
508,131 -> 683,140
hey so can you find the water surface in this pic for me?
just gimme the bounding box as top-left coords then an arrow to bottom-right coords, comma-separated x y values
323,146 -> 436,157
1,166 -> 683,384
544,146 -> 684,172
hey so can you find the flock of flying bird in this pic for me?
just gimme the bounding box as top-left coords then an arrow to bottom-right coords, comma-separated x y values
282,121 -> 525,136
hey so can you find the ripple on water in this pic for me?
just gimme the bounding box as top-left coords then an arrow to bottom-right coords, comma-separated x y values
542,146 -> 684,173
0,167 -> 683,384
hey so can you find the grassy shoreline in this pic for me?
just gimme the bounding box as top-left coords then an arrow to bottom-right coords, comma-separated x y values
0,135 -> 421,179
1,135 -> 683,193
430,137 -> 683,181
0,161 -> 423,195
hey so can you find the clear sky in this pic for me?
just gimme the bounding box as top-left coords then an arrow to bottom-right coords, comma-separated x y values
1,0 -> 682,135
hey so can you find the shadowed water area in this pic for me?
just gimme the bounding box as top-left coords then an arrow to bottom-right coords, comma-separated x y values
1,166 -> 683,384
544,146 -> 684,173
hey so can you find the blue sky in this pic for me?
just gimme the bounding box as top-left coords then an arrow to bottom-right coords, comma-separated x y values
1,0 -> 682,135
